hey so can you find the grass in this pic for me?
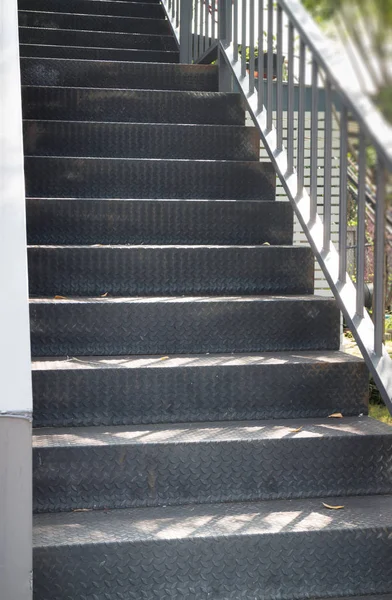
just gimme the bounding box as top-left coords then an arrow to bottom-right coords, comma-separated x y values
343,332 -> 392,426
369,403 -> 392,425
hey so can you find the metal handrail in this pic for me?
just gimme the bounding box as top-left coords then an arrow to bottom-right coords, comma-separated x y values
162,0 -> 392,409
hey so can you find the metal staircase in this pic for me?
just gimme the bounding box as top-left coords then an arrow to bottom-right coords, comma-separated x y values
17,0 -> 392,598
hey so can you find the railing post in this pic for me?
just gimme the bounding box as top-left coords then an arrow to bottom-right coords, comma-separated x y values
179,0 -> 192,64
218,0 -> 233,91
0,0 -> 33,597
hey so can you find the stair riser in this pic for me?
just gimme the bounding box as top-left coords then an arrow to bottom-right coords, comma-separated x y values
33,433 -> 392,511
21,58 -> 219,90
29,298 -> 340,356
33,527 -> 392,600
18,11 -> 171,35
28,247 -> 314,297
19,0 -> 165,18
20,44 -> 179,62
19,27 -> 178,50
26,199 -> 293,246
32,359 -> 369,427
23,122 -> 260,160
22,87 -> 245,125
24,158 -> 276,200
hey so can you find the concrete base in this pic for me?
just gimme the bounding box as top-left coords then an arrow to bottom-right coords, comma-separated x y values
0,416 -> 32,600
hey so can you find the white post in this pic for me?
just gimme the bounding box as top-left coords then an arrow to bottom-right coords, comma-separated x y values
0,0 -> 33,597
179,0 -> 192,63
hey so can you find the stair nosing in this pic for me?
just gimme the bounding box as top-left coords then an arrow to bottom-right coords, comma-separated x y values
20,43 -> 178,54
22,119 -> 251,129
19,9 -> 168,23
33,494 -> 392,548
29,294 -> 335,303
19,25 -> 175,40
31,350 -> 365,370
32,416 -> 391,448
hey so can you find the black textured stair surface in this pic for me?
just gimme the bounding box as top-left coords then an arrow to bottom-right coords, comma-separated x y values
26,199 -> 293,246
28,245 -> 314,297
21,57 -> 219,90
32,417 -> 392,512
29,295 -> 340,356
32,495 -> 392,599
19,26 -> 178,51
19,0 -> 166,18
23,121 -> 260,160
32,352 -> 368,427
22,87 -> 245,124
19,44 -> 179,62
18,11 -> 172,35
24,157 -> 276,200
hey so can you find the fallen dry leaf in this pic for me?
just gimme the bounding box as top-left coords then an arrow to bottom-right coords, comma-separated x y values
262,242 -> 270,246
54,295 -> 67,300
101,292 -> 108,297
328,412 -> 343,418
322,503 -> 345,510
72,508 -> 91,512
289,426 -> 303,433
159,356 -> 169,361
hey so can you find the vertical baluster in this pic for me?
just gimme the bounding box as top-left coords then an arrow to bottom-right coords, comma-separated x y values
171,0 -> 175,20
323,78 -> 332,252
199,0 -> 204,57
276,4 -> 283,149
233,0 -> 239,61
297,40 -> 306,196
194,0 -> 199,61
205,0 -> 209,52
310,59 -> 319,222
176,0 -> 180,28
356,133 -> 366,316
241,0 -> 247,78
266,0 -> 273,131
287,21 -> 294,173
249,0 -> 255,94
374,159 -> 386,356
211,0 -> 216,42
338,105 -> 348,283
257,0 -> 264,111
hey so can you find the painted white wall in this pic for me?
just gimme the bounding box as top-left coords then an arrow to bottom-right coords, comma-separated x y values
0,0 -> 32,413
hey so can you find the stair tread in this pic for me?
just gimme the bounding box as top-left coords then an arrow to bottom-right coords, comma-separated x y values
19,25 -> 174,40
30,294 -> 335,303
33,416 -> 391,447
27,243 -> 303,248
23,119 -> 251,128
33,493 -> 392,546
31,350 -> 365,371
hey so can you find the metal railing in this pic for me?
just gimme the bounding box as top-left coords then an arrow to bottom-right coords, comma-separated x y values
162,0 -> 392,410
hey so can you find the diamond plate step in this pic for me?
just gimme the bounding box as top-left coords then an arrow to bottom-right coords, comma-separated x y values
32,351 -> 368,427
23,121 -> 260,160
26,199 -> 293,246
33,417 -> 392,512
19,26 -> 178,51
24,157 -> 276,200
29,295 -> 340,356
19,43 -> 179,61
19,0 -> 165,18
18,11 -> 172,35
33,495 -> 392,599
21,87 -> 244,124
21,58 -> 218,90
28,245 -> 314,297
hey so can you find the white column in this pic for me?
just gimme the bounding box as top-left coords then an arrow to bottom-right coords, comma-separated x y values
0,0 -> 33,597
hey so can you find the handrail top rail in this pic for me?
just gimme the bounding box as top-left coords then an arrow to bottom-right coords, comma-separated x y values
277,0 -> 392,168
